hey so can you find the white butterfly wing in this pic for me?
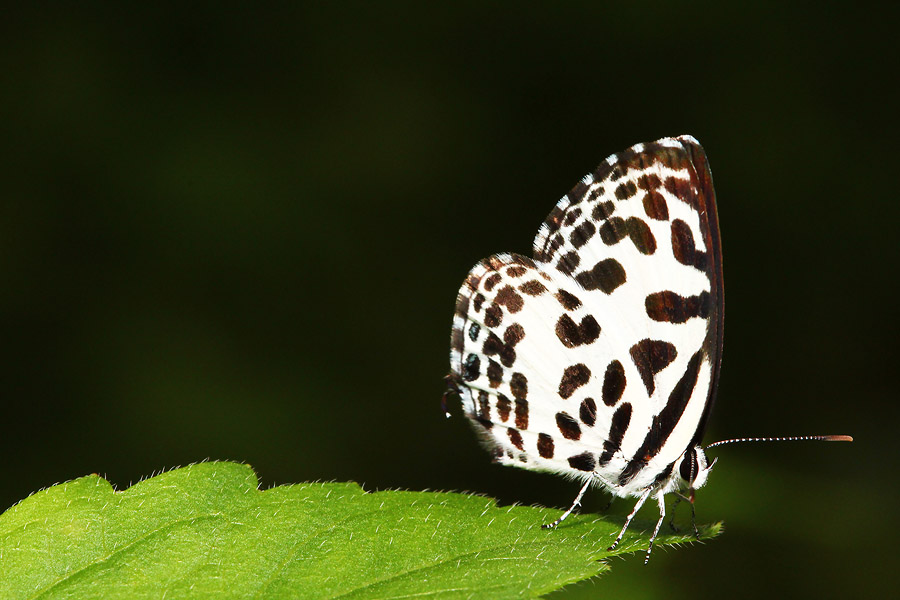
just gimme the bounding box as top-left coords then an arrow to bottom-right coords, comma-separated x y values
449,136 -> 723,498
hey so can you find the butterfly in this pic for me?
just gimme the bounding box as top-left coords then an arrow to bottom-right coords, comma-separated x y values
446,135 -> 851,563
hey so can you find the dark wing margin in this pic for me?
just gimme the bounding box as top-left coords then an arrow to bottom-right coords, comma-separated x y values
682,137 -> 724,447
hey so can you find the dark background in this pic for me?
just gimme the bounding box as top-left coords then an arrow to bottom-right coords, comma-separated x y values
1,3 -> 896,598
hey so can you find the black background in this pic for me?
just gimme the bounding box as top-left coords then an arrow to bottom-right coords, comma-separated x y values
1,4 -> 897,598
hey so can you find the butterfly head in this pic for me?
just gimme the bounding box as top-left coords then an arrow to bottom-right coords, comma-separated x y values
677,445 -> 716,496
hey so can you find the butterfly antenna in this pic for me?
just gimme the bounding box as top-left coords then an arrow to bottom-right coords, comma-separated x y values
706,435 -> 852,450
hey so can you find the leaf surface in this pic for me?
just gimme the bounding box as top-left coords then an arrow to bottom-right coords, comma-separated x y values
0,462 -> 719,598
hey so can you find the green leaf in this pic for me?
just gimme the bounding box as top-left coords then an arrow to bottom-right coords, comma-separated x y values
0,462 -> 720,599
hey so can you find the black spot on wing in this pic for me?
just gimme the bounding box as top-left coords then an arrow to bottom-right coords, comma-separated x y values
598,402 -> 632,467
625,217 -> 656,254
598,217 -> 656,254
671,219 -> 708,271
463,354 -> 480,382
504,323 -> 525,346
568,452 -> 596,472
601,360 -> 626,406
486,359 -> 503,388
496,394 -> 511,422
482,325 -> 525,368
515,399 -> 529,430
558,363 -> 591,399
508,428 -> 524,450
510,372 -> 528,400
557,251 -> 581,275
484,304 -> 502,327
556,412 -> 581,440
636,173 -> 662,190
495,285 -> 524,313
482,332 -> 505,359
555,289 -> 582,310
574,259 -> 626,294
615,181 -> 637,199
579,398 -> 597,426
637,173 -> 668,220
591,200 -> 614,220
555,314 -> 600,348
569,220 -> 596,249
642,192 -> 669,220
586,186 -> 606,202
473,293 -> 485,313
478,391 -> 490,421
645,291 -> 710,323
562,207 -> 582,226
537,433 -> 555,458
519,280 -> 548,296
598,217 -> 627,244
630,339 -> 677,396
664,176 -> 699,211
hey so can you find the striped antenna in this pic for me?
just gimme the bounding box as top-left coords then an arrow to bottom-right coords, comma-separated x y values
706,435 -> 852,450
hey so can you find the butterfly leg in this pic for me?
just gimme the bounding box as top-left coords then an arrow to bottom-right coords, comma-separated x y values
607,487 -> 652,552
542,478 -> 592,530
689,496 -> 699,540
668,494 -> 683,532
667,491 -> 700,539
644,494 -> 666,565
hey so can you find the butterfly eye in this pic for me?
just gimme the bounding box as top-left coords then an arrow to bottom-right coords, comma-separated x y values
679,449 -> 698,484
